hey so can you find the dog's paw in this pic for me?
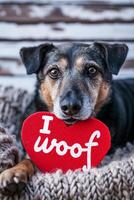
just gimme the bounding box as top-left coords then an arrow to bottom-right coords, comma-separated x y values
0,166 -> 28,195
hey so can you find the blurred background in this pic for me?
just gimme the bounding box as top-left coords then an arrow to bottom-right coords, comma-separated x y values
0,0 -> 134,93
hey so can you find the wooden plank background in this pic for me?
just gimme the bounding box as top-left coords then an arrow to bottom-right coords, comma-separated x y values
0,0 -> 134,91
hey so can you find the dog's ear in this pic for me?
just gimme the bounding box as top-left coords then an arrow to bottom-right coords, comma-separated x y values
20,43 -> 55,74
93,42 -> 128,75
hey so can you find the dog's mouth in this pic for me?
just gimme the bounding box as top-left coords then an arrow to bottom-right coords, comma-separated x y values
64,118 -> 78,125
59,112 -> 95,125
62,110 -> 95,125
54,108 -> 95,125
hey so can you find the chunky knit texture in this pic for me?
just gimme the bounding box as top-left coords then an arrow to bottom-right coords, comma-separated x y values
0,85 -> 134,200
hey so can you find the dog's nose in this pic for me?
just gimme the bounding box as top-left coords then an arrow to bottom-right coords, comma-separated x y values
60,91 -> 81,116
61,100 -> 81,115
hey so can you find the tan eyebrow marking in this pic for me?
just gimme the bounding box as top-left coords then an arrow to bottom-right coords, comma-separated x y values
58,57 -> 68,69
75,56 -> 85,70
75,57 -> 101,70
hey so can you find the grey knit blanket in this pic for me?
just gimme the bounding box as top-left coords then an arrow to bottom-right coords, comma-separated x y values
0,85 -> 134,200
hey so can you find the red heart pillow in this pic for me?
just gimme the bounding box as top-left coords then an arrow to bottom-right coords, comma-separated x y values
21,112 -> 111,173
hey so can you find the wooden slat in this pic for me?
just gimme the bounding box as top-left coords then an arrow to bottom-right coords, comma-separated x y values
0,1 -> 134,6
0,59 -> 25,75
0,23 -> 134,41
0,4 -> 134,24
0,75 -> 36,92
1,39 -> 134,43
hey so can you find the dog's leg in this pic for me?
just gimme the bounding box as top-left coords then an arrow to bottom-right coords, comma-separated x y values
0,159 -> 35,195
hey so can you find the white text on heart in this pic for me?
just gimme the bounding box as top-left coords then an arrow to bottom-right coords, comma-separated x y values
34,115 -> 101,171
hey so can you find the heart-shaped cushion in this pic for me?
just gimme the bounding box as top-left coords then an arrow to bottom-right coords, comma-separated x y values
21,112 -> 111,172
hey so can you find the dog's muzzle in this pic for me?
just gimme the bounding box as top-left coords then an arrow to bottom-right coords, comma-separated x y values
60,90 -> 82,116
54,89 -> 93,124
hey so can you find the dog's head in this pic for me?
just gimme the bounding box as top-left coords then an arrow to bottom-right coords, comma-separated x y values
20,42 -> 128,124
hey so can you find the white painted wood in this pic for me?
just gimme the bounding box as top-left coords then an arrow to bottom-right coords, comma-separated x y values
0,41 -> 42,58
0,75 -> 36,92
1,5 -> 134,21
0,59 -> 26,75
0,0 -> 133,4
0,23 -> 134,40
61,7 -> 134,21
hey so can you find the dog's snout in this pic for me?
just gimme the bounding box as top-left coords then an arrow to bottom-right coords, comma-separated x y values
61,101 -> 81,115
60,91 -> 82,116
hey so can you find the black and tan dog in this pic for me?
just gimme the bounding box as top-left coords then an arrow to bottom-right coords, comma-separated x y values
0,42 -> 134,195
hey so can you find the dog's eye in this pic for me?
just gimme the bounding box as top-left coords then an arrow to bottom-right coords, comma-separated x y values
87,66 -> 97,76
48,68 -> 61,79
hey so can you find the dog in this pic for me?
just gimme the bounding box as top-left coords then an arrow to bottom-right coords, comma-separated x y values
0,42 -> 134,195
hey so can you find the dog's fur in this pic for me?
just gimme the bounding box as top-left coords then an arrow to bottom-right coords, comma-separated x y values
0,42 -> 134,195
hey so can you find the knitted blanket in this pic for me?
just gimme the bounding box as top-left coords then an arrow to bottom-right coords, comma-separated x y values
0,85 -> 134,200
